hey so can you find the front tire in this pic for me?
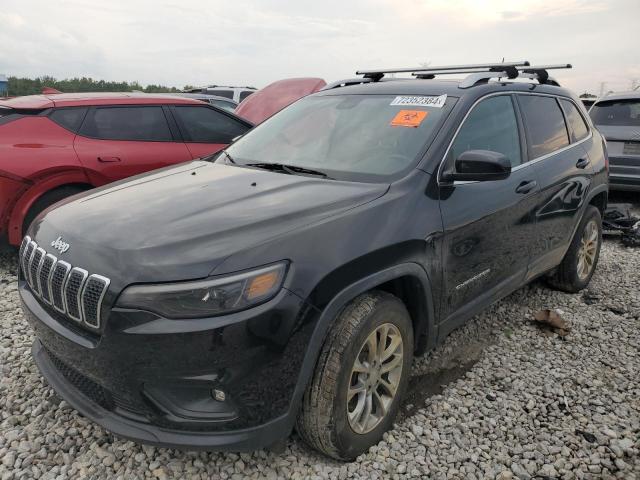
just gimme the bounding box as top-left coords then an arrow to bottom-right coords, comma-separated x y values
296,291 -> 413,460
547,205 -> 602,293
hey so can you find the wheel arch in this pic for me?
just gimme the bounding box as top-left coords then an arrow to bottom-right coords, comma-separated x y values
8,172 -> 93,245
288,262 -> 436,425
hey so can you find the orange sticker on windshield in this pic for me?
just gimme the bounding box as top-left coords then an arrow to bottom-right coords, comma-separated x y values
390,110 -> 428,127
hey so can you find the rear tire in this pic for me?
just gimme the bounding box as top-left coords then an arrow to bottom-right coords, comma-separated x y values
22,186 -> 88,236
547,205 -> 602,293
296,291 -> 413,460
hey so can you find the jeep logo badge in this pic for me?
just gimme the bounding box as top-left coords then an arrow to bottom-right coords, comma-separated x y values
51,236 -> 70,254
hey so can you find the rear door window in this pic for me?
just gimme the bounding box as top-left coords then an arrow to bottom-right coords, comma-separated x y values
80,106 -> 173,141
172,105 -> 249,143
449,95 -> 522,167
590,99 -> 640,126
518,95 -> 569,158
559,99 -> 589,142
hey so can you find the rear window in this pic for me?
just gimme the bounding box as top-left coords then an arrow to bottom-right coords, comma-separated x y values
560,100 -> 589,142
590,99 -> 640,126
81,106 -> 173,141
50,108 -> 87,133
518,95 -> 569,158
204,89 -> 234,99
226,94 -> 456,182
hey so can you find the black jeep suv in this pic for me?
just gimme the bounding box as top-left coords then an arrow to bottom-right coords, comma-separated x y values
19,62 -> 608,460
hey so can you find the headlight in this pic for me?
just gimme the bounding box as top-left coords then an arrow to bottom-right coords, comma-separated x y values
116,262 -> 287,318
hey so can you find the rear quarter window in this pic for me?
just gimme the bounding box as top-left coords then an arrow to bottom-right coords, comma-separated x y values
239,90 -> 254,101
172,105 -> 249,143
518,95 -> 569,158
49,108 -> 87,133
559,99 -> 589,142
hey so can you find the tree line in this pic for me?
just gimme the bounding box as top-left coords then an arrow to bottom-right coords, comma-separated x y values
5,76 -> 194,96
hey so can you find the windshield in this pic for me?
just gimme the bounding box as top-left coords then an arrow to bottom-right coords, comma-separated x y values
590,99 -> 640,126
224,94 -> 455,182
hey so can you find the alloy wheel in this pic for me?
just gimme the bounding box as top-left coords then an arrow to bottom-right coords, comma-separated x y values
347,323 -> 404,434
577,219 -> 599,281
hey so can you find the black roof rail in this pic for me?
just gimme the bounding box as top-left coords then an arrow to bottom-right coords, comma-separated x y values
355,61 -> 530,81
321,78 -> 374,90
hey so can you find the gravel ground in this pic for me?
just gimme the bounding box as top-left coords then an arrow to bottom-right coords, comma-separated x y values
1,197 -> 639,479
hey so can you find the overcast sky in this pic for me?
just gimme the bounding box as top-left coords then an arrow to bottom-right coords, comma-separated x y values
1,0 -> 639,95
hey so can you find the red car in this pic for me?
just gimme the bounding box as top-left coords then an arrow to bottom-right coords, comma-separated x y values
0,92 -> 252,245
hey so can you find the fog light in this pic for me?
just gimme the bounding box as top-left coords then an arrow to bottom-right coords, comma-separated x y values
212,389 -> 226,402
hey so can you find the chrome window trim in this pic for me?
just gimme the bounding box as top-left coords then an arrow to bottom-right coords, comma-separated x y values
42,253 -> 58,305
437,91 -> 593,186
33,247 -> 47,295
64,267 -> 88,323
54,261 -> 72,314
82,274 -> 111,329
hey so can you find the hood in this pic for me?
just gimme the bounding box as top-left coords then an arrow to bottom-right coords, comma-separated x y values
235,78 -> 326,125
31,161 -> 387,286
596,124 -> 640,142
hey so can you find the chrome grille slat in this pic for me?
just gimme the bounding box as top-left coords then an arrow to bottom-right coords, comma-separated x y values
52,261 -> 71,313
82,275 -> 110,328
64,268 -> 88,322
21,238 -> 109,330
39,254 -> 57,304
31,248 -> 46,295
24,241 -> 37,287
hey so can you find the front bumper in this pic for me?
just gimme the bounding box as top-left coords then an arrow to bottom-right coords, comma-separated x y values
21,281 -> 316,450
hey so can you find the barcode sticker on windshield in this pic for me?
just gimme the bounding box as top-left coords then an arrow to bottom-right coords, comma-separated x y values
390,94 -> 447,108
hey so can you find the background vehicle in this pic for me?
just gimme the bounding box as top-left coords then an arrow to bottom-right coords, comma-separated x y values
19,62 -> 608,460
0,92 -> 252,245
589,91 -> 640,191
167,93 -> 238,112
235,77 -> 326,124
183,85 -> 257,103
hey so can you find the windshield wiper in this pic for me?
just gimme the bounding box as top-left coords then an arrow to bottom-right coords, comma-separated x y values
245,162 -> 333,179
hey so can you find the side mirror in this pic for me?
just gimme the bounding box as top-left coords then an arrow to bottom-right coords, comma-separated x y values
442,150 -> 511,182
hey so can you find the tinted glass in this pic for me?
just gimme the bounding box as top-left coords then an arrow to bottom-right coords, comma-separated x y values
239,90 -> 254,101
210,99 -> 237,113
205,89 -> 234,99
590,99 -> 640,126
173,106 -> 248,143
226,94 -> 455,182
82,107 -> 172,141
560,99 -> 589,141
519,95 -> 569,158
450,95 -> 521,167
50,108 -> 87,132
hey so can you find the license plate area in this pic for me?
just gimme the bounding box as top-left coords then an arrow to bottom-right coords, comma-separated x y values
623,141 -> 640,156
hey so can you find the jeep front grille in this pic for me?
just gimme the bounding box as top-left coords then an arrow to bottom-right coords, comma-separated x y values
19,236 -> 110,329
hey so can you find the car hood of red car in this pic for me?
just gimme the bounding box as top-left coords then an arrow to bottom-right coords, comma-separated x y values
30,161 -> 387,285
235,78 -> 326,125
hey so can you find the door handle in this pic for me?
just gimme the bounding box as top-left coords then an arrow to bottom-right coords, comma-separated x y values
515,180 -> 537,194
576,158 -> 590,169
97,156 -> 121,163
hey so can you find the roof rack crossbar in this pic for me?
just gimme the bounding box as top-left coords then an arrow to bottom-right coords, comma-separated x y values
356,61 -> 530,81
